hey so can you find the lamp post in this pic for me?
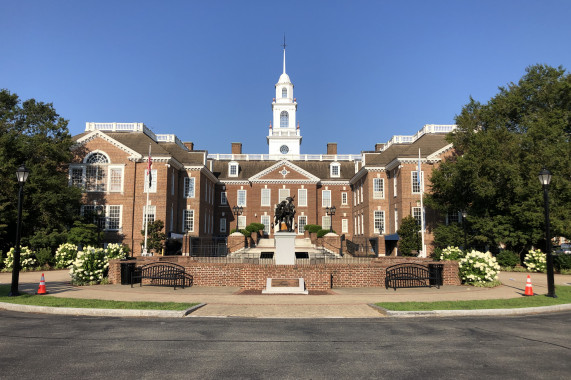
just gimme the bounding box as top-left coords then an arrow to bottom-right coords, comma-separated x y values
232,205 -> 243,233
95,204 -> 104,248
538,168 -> 556,298
325,205 -> 336,233
461,210 -> 468,251
9,165 -> 30,297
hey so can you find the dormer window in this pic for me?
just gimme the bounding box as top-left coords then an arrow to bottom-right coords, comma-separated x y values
282,88 -> 287,98
330,162 -> 340,178
280,111 -> 289,128
229,162 -> 239,177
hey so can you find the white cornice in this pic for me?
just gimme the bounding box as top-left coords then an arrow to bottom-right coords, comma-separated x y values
73,131 -> 142,159
218,180 -> 251,185
349,166 -> 386,184
183,165 -> 219,184
254,179 -> 319,185
427,143 -> 454,160
320,180 -> 350,186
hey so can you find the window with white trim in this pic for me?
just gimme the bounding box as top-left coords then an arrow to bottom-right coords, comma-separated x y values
298,189 -> 307,207
322,216 -> 331,230
171,171 -> 175,196
357,215 -> 361,235
229,162 -> 239,177
361,214 -> 364,234
373,178 -> 384,199
237,190 -> 247,206
261,189 -> 271,206
393,170 -> 397,197
237,215 -> 246,229
81,205 -> 121,231
280,111 -> 289,128
261,215 -> 271,235
353,191 -> 356,206
412,171 -> 424,194
184,177 -> 195,198
360,183 -> 363,202
221,192 -> 228,205
322,190 -> 331,207
279,188 -> 290,202
412,207 -> 422,225
220,218 -> 226,233
144,170 -> 157,193
341,192 -> 347,205
183,209 -> 194,232
374,211 -> 385,234
394,209 -> 399,233
342,218 -> 348,233
143,205 -> 156,226
298,215 -> 307,235
86,165 -> 106,192
330,163 -> 340,178
282,88 -> 287,98
70,168 -> 84,188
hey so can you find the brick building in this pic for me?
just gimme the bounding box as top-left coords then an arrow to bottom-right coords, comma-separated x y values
70,47 -> 456,256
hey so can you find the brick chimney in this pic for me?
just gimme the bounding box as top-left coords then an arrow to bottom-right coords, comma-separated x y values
231,142 -> 242,154
183,142 -> 194,151
327,143 -> 337,155
375,143 -> 385,151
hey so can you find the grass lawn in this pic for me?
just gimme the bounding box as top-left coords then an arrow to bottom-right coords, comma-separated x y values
0,285 -> 198,311
376,286 -> 571,311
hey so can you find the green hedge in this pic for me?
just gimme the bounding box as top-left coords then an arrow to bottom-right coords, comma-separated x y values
304,224 -> 321,233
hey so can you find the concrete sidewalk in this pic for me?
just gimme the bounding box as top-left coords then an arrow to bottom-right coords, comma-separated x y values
1,270 -> 570,318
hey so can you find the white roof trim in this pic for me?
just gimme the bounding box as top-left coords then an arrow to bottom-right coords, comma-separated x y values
427,143 -> 454,160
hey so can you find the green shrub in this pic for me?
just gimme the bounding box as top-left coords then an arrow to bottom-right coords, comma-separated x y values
554,254 -> 571,271
70,246 -> 107,285
495,250 -> 520,268
458,250 -> 500,285
304,224 -> 321,233
240,229 -> 250,237
35,248 -> 54,267
317,229 -> 334,238
4,247 -> 37,270
524,249 -> 546,272
439,246 -> 464,261
105,243 -> 128,260
55,243 -> 79,269
430,247 -> 443,260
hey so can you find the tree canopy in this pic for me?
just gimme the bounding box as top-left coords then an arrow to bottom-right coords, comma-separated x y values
0,89 -> 82,253
427,65 -> 571,254
397,216 -> 421,256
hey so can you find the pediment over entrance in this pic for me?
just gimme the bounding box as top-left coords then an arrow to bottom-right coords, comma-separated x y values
249,160 -> 320,184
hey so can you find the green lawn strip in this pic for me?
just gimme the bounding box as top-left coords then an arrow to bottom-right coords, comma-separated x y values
0,285 -> 198,311
376,286 -> 571,311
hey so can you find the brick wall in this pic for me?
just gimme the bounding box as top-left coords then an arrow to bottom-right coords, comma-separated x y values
109,257 -> 460,290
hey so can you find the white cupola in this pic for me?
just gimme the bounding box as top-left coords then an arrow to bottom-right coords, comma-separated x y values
267,39 -> 301,157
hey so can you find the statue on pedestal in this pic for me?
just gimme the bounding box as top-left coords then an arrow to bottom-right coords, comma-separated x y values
274,196 -> 296,232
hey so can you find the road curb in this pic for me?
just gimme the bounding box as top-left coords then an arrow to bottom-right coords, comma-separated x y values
0,301 -> 206,318
368,303 -> 571,318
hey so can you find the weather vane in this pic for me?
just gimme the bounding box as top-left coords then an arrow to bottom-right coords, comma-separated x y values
282,34 -> 287,50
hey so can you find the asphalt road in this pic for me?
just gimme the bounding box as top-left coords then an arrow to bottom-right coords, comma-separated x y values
0,311 -> 569,379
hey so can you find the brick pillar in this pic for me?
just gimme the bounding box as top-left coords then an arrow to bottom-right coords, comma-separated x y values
228,232 -> 246,253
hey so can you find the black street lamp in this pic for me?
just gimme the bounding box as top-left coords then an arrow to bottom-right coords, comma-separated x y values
461,210 -> 468,250
9,165 -> 30,297
95,204 -> 104,248
325,205 -> 336,233
538,168 -> 556,298
232,205 -> 243,233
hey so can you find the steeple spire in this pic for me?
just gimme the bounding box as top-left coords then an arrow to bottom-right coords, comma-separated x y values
282,34 -> 287,74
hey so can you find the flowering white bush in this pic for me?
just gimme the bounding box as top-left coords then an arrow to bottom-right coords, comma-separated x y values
439,246 -> 465,261
524,249 -> 546,272
55,243 -> 78,269
458,250 -> 500,285
105,243 -> 128,260
69,246 -> 108,285
3,247 -> 37,270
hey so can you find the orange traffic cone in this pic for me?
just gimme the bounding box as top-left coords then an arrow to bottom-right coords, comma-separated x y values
524,275 -> 534,296
37,273 -> 47,295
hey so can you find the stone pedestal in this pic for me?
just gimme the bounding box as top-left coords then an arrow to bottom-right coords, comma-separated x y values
274,232 -> 296,265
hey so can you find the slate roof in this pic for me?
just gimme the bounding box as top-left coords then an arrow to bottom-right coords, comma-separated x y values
363,134 -> 450,167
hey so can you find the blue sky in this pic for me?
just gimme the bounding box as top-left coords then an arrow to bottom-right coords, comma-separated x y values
2,1 -> 570,154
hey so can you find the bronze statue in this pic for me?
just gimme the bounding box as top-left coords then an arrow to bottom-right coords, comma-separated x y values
274,196 -> 296,232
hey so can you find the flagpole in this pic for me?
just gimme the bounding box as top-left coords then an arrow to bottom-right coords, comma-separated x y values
143,144 -> 151,256
419,148 -> 426,257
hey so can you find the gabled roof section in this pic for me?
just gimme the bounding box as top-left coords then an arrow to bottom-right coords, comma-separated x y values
73,130 -> 142,159
249,160 -> 320,183
364,134 -> 450,167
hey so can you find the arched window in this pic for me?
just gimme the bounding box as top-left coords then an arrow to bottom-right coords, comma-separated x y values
282,88 -> 287,98
85,152 -> 109,164
280,111 -> 289,128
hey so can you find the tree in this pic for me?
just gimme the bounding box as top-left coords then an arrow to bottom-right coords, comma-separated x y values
141,220 -> 167,253
0,89 -> 82,254
397,216 -> 421,256
426,65 -> 571,255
